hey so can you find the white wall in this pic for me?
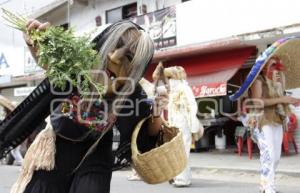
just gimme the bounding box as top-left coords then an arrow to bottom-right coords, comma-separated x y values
0,0 -> 62,47
70,0 -> 300,45
0,0 -> 26,47
0,0 -> 182,76
176,0 -> 300,46
70,0 -> 181,35
70,0 -> 139,35
38,4 -> 68,26
0,0 -> 59,76
3,0 -> 300,76
0,45 -> 25,76
0,0 -> 25,76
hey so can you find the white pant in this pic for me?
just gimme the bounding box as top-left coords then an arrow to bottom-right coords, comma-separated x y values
10,146 -> 23,165
173,128 -> 192,186
253,124 -> 283,193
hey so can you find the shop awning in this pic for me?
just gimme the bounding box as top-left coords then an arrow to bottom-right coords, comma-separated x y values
175,47 -> 256,98
145,43 -> 256,97
189,67 -> 239,98
146,46 -> 256,79
168,47 -> 256,76
168,47 -> 256,98
145,45 -> 256,98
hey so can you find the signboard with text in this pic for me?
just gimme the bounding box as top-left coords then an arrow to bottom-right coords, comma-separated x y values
14,86 -> 36,97
192,82 -> 227,98
0,46 -> 24,76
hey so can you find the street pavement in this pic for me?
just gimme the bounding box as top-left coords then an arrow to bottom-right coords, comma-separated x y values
1,150 -> 299,193
1,165 -> 300,193
190,150 -> 300,177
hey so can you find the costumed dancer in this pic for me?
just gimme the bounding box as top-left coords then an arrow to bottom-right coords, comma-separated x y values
10,19 -> 169,193
157,65 -> 204,187
230,38 -> 300,193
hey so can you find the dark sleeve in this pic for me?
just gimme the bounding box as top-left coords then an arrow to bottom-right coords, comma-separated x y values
117,85 -> 149,139
116,84 -> 157,152
136,118 -> 158,153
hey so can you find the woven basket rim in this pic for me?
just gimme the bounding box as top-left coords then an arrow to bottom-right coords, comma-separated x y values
0,95 -> 15,111
130,116 -> 187,184
134,130 -> 182,158
131,116 -> 181,157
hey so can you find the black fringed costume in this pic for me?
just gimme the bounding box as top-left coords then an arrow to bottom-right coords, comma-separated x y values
0,21 -> 157,193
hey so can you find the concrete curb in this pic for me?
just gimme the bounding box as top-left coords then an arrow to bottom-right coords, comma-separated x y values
191,166 -> 300,178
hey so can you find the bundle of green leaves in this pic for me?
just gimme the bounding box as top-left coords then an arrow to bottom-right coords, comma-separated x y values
2,8 -> 105,97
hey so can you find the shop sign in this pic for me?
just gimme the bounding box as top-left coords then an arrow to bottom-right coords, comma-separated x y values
0,46 -> 25,76
0,52 -> 9,69
0,75 -> 11,84
14,86 -> 35,97
192,82 -> 227,98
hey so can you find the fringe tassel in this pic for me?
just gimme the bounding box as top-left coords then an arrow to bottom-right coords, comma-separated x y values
10,118 -> 56,193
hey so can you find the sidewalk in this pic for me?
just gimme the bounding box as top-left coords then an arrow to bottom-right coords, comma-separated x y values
189,149 -> 300,177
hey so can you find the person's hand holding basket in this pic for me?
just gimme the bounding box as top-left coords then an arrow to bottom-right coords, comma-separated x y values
131,62 -> 187,184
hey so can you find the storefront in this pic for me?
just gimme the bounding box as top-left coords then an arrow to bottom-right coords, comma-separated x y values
145,39 -> 257,150
0,74 -> 44,104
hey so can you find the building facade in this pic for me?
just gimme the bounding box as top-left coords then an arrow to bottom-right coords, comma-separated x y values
1,0 -> 300,149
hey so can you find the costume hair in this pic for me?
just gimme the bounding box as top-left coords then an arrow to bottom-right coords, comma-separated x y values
88,21 -> 154,113
74,21 -> 154,170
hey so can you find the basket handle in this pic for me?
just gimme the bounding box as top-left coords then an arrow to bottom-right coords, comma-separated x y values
131,116 -> 152,157
131,115 -> 176,157
160,115 -> 171,128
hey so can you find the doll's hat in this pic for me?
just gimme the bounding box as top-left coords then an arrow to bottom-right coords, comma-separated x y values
0,95 -> 15,112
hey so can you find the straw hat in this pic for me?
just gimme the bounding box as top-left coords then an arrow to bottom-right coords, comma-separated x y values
0,95 -> 15,112
229,37 -> 300,101
164,66 -> 187,80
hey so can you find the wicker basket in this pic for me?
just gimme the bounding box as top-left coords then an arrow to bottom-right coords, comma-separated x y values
131,116 -> 187,184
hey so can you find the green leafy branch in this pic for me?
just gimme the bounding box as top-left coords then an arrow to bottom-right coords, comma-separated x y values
2,8 -> 105,98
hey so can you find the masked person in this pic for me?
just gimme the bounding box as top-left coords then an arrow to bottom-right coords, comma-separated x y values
162,66 -> 203,187
249,56 -> 299,193
10,20 -> 168,193
229,38 -> 300,193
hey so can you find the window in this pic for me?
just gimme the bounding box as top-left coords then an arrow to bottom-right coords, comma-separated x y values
122,3 -> 137,19
106,7 -> 122,24
106,3 -> 137,24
